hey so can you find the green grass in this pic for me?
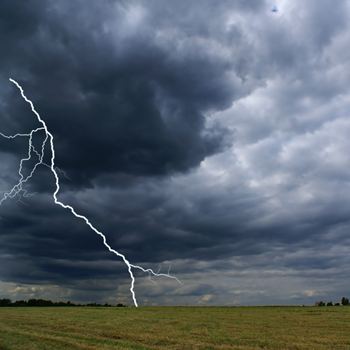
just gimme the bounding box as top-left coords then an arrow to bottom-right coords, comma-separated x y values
1,306 -> 350,349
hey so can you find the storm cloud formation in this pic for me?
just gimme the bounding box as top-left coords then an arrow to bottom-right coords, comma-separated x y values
1,0 -> 350,306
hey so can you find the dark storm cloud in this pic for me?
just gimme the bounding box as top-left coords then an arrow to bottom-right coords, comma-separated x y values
0,0 -> 263,190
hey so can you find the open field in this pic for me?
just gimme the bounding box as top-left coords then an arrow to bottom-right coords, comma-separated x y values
1,306 -> 350,349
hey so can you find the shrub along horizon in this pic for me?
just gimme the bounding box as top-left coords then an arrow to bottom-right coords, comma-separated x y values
0,298 -> 128,307
315,297 -> 349,306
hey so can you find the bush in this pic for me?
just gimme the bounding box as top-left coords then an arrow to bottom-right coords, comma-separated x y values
326,301 -> 333,306
315,301 -> 325,306
341,297 -> 349,306
334,302 -> 340,306
28,299 -> 55,306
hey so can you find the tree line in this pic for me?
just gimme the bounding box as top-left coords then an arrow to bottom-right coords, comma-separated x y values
0,298 -> 128,307
315,297 -> 349,306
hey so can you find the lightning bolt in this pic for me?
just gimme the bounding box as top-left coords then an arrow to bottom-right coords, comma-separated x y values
0,78 -> 182,307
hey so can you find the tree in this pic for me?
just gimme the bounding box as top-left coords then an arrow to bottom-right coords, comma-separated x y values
341,297 -> 349,306
0,298 -> 12,307
326,301 -> 333,306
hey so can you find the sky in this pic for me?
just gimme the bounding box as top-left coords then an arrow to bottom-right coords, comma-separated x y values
1,0 -> 350,307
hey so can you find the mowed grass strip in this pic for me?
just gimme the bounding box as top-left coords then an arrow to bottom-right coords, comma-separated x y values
1,306 -> 350,349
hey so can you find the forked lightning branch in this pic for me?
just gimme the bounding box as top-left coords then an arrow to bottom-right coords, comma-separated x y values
0,78 -> 181,307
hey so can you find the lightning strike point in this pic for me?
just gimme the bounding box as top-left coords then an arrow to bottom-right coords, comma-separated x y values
0,78 -> 182,307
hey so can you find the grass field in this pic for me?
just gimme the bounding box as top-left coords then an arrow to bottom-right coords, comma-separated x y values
1,306 -> 350,349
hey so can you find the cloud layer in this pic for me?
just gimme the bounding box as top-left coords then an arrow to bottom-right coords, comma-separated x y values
1,0 -> 350,306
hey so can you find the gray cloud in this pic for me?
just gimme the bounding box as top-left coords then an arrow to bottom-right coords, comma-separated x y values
1,0 -> 350,306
